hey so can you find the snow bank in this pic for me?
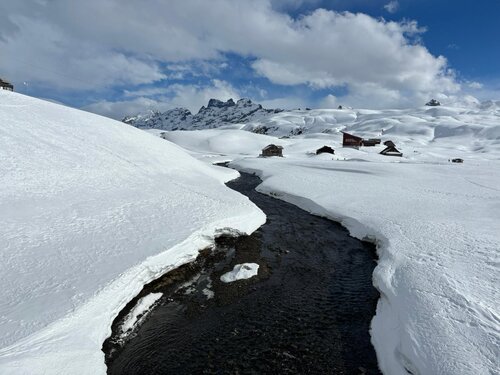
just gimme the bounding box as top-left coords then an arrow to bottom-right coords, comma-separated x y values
121,293 -> 163,333
0,91 -> 265,374
230,157 -> 500,375
220,263 -> 260,283
161,117 -> 499,375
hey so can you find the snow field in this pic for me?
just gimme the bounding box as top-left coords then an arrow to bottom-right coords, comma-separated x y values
160,119 -> 499,375
0,91 -> 266,374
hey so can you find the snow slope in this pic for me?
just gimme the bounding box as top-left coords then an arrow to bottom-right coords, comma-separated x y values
159,104 -> 500,375
0,91 -> 265,374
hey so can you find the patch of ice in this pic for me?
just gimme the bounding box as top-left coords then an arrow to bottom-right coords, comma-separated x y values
220,263 -> 259,283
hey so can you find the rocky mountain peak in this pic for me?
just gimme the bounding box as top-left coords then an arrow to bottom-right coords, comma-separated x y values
207,98 -> 236,108
123,97 -> 284,131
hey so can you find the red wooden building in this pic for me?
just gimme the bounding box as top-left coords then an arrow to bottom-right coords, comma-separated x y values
341,131 -> 363,148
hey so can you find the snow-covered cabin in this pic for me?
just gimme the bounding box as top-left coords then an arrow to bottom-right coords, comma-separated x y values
341,131 -> 363,148
261,144 -> 283,157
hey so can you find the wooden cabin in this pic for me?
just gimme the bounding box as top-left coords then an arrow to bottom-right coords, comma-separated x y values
261,144 -> 283,157
362,138 -> 381,147
380,146 -> 403,157
316,145 -> 335,155
0,78 -> 13,91
341,131 -> 363,148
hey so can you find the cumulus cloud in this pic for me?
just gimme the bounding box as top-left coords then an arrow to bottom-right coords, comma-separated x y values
84,80 -> 239,119
0,0 -> 462,112
384,1 -> 399,14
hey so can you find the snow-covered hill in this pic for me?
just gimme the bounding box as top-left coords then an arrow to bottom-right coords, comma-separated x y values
0,91 -> 265,374
123,98 -> 284,130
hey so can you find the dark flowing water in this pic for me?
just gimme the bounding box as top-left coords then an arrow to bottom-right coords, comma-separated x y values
104,171 -> 380,374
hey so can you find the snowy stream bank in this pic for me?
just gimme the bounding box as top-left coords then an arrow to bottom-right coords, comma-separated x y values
105,171 -> 380,374
0,91 -> 266,374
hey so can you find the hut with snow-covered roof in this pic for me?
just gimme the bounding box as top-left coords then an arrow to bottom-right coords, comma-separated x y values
260,144 -> 283,157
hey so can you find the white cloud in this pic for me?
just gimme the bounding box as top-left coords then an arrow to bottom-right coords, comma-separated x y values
252,59 -> 339,88
83,97 -> 169,120
259,96 -> 311,110
384,1 -> 399,14
0,0 -> 460,106
0,15 -> 166,90
84,80 -> 239,119
467,81 -> 483,89
317,95 -> 337,109
270,0 -> 321,11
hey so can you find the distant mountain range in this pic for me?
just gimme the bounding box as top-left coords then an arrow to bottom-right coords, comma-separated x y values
123,97 -> 500,141
122,98 -> 284,130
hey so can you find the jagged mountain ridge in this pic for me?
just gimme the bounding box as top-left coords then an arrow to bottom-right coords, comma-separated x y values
123,98 -> 284,130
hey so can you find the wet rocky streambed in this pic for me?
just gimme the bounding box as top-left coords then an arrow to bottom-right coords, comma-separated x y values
104,170 -> 381,374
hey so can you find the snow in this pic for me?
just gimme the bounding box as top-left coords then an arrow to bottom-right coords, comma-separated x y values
2,87 -> 498,374
220,263 -> 260,283
120,293 -> 163,333
159,104 -> 500,375
0,91 -> 266,374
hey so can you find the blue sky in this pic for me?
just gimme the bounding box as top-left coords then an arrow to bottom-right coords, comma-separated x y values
0,0 -> 498,118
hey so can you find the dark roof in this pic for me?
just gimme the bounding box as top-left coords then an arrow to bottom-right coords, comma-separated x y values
316,145 -> 334,154
262,144 -> 283,151
380,146 -> 402,156
383,140 -> 396,147
341,131 -> 363,141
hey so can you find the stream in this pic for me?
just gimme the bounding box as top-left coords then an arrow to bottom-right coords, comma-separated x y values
104,170 -> 380,374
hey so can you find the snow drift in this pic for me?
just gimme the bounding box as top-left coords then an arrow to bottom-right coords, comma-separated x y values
0,91 -> 265,374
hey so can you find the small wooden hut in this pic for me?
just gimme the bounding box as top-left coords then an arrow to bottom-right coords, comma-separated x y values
341,131 -> 363,148
380,146 -> 403,157
261,144 -> 283,157
0,78 -> 13,91
316,146 -> 335,155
